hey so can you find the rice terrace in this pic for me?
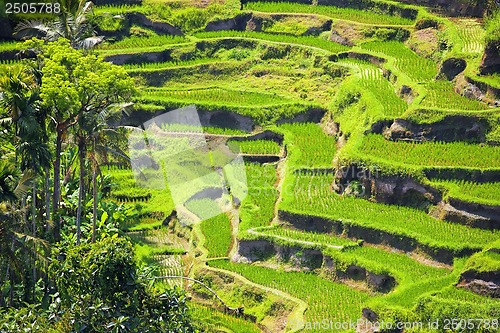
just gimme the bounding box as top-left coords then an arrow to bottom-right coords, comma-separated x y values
0,0 -> 499,331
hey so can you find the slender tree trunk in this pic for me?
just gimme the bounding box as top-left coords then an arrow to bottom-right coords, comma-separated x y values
76,136 -> 86,245
8,266 -> 13,307
22,196 -> 27,225
8,239 -> 14,307
0,262 -> 7,307
52,130 -> 63,241
44,167 -> 50,233
32,180 -> 37,237
0,262 -> 3,307
0,270 -> 4,307
92,163 -> 98,243
32,180 -> 37,301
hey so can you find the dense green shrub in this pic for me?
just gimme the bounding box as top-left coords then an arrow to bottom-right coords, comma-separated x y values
170,7 -> 211,33
0,238 -> 197,332
0,305 -> 50,332
415,18 -> 439,30
48,237 -> 198,332
364,27 -> 410,41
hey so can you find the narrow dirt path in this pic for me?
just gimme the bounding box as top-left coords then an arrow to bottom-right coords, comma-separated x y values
271,142 -> 288,224
185,142 -> 309,332
228,207 -> 240,260
203,265 -> 308,333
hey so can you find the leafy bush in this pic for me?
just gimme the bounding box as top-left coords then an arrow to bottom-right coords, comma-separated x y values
91,13 -> 125,32
415,18 -> 439,30
364,27 -> 410,41
227,47 -> 251,60
48,237 -> 198,332
0,305 -> 50,332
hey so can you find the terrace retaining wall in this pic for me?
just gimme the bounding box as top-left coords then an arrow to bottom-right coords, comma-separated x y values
334,52 -> 386,67
229,130 -> 284,144
334,163 -> 500,229
205,13 -> 252,32
380,117 -> 489,143
460,269 -> 500,298
465,75 -> 500,100
424,167 -> 500,183
333,163 -> 442,208
242,155 -> 280,163
198,109 -> 255,132
433,198 -> 500,230
480,41 -> 500,75
128,60 -> 255,86
117,106 -> 256,132
278,210 -> 476,264
438,58 -> 467,80
234,239 -> 396,292
126,13 -> 183,36
275,108 -> 327,124
105,50 -> 172,65
323,256 -> 395,292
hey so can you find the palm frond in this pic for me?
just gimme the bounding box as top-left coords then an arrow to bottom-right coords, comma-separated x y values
0,161 -> 18,202
0,117 -> 12,125
96,145 -> 130,163
120,125 -> 144,132
96,102 -> 128,124
13,171 -> 34,199
14,20 -> 52,39
108,102 -> 134,114
77,36 -> 104,50
13,232 -> 50,255
75,1 -> 93,25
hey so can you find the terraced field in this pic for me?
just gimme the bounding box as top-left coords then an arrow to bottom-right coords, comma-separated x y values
431,180 -> 500,206
243,2 -> 415,25
357,133 -> 500,169
34,0 -> 499,331
280,171 -> 498,251
421,81 -> 489,110
454,18 -> 486,54
360,40 -> 438,82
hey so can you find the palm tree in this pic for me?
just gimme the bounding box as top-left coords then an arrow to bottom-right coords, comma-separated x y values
17,137 -> 51,295
0,161 -> 48,306
75,105 -> 131,244
1,64 -> 52,299
14,0 -> 103,50
87,107 -> 131,243
0,161 -> 18,203
0,66 -> 36,125
0,65 -> 41,230
75,131 -> 86,245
